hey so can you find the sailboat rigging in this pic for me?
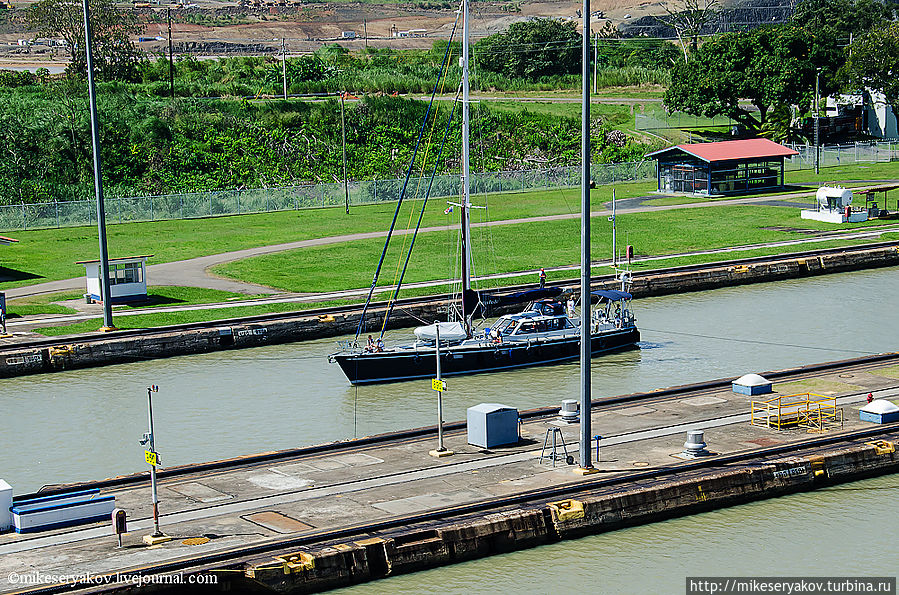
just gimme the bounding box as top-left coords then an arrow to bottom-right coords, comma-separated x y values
328,0 -> 640,385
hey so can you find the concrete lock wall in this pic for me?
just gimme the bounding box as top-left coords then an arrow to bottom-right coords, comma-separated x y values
234,439 -> 897,594
3,245 -> 899,380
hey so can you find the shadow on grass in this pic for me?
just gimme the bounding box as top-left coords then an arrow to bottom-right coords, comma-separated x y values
119,294 -> 187,309
0,267 -> 42,283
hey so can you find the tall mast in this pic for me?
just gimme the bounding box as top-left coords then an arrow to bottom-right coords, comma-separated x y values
460,0 -> 473,336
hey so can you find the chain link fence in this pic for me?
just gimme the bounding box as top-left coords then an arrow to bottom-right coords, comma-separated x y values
0,161 -> 655,232
784,141 -> 899,170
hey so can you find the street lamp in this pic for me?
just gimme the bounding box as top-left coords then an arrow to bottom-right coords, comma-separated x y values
81,0 -> 114,331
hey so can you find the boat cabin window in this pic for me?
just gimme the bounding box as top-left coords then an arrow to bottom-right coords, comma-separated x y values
531,301 -> 563,316
493,318 -> 517,335
515,322 -> 537,334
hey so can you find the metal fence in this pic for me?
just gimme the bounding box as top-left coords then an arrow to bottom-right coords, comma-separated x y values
0,161 -> 655,232
636,111 -> 738,131
783,141 -> 899,170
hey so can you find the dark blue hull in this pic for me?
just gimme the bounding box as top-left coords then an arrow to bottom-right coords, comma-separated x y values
333,327 -> 640,385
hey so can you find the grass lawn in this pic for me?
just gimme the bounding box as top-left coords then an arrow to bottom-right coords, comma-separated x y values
32,296 -> 376,336
786,161 -> 899,186
0,180 -> 658,290
210,204 -> 898,293
4,292 -> 81,317
7,286 -> 261,316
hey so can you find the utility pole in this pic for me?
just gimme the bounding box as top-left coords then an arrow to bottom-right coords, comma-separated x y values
577,0 -> 595,475
281,38 -> 288,100
814,68 -> 821,175
363,19 -> 368,49
139,385 -> 169,543
610,188 -> 616,267
429,323 -> 453,457
82,0 -> 114,331
340,91 -> 349,214
593,32 -> 597,95
167,8 -> 174,99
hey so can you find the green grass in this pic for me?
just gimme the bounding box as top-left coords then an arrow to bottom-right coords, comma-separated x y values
785,161 -> 899,186
211,204 -> 899,293
0,180 -> 656,290
6,286 -> 261,316
32,295 -> 377,336
115,286 -> 265,309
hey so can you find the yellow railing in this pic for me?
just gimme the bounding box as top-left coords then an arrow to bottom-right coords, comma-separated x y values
750,392 -> 844,432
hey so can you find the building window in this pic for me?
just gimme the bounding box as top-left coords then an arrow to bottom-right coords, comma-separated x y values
107,262 -> 142,285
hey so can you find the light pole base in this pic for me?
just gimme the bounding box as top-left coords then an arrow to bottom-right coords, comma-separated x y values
573,466 -> 600,475
429,449 -> 455,458
99,325 -> 118,332
143,533 -> 172,546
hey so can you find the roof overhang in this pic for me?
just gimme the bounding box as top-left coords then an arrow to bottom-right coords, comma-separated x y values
646,139 -> 800,163
76,254 -> 154,265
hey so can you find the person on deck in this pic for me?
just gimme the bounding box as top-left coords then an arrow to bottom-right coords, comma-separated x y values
366,335 -> 375,352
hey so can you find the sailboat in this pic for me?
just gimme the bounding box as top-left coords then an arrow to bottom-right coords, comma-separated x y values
329,1 -> 640,385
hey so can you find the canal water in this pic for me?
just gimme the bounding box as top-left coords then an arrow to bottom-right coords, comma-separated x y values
3,266 -> 897,494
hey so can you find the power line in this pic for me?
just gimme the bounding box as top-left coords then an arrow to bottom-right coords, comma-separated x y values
640,327 -> 876,355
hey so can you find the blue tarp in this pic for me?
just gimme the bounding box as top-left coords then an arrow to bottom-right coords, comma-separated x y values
591,290 -> 632,303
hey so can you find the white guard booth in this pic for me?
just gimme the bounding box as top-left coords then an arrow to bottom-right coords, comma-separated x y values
77,255 -> 152,304
801,186 -> 868,223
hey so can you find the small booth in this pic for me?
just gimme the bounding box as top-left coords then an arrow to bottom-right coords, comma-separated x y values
801,186 -> 868,223
77,255 -> 152,304
647,138 -> 799,195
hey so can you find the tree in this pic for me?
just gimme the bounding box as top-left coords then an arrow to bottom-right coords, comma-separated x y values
656,0 -> 720,62
475,18 -> 581,79
26,0 -> 143,81
790,0 -> 894,39
664,25 -> 842,131
844,22 -> 899,117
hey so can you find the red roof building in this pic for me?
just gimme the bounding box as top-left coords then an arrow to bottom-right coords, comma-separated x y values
646,139 -> 799,195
